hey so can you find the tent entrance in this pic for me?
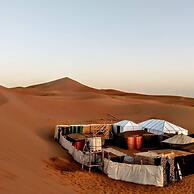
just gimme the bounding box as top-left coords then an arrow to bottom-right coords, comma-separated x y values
117,126 -> 120,134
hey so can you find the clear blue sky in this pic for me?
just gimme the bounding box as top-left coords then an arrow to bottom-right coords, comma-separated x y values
0,0 -> 194,97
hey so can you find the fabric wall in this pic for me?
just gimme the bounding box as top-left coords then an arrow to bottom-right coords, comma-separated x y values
54,126 -> 59,140
58,133 -> 164,187
103,159 -> 164,187
59,134 -> 89,164
59,135 -> 75,155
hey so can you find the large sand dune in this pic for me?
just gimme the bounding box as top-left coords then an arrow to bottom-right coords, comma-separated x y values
0,78 -> 194,194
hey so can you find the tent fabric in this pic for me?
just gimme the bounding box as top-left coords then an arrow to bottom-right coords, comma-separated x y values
103,159 -> 164,187
135,151 -> 160,158
103,158 -> 109,175
162,134 -> 194,145
59,133 -> 89,164
60,136 -> 72,150
59,135 -> 75,155
139,119 -> 188,135
104,158 -> 120,180
103,148 -> 126,157
73,149 -> 82,163
113,120 -> 140,134
54,126 -> 58,139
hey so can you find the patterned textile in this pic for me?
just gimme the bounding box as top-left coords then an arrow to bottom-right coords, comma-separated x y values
160,156 -> 175,185
160,157 -> 167,185
168,156 -> 175,182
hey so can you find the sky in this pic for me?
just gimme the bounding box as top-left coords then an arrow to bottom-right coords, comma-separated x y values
0,0 -> 194,97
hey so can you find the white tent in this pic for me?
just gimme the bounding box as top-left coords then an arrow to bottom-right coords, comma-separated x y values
113,120 -> 140,134
139,119 -> 188,135
162,134 -> 194,145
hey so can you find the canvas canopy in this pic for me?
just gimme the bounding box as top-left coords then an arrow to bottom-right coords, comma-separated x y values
135,151 -> 160,158
139,119 -> 188,135
163,134 -> 194,145
113,120 -> 140,134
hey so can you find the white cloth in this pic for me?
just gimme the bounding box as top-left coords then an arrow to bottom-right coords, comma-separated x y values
54,126 -> 59,139
163,134 -> 194,145
103,158 -> 164,187
113,120 -> 140,134
139,119 -> 188,135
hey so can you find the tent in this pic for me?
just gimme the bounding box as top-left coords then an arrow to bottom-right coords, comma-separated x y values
113,120 -> 140,134
139,119 -> 188,135
162,134 -> 194,145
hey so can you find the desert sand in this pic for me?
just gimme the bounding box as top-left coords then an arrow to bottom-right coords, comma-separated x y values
0,77 -> 194,194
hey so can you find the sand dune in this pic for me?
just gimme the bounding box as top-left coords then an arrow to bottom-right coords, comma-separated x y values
13,77 -> 98,96
0,86 -> 9,106
0,77 -> 194,194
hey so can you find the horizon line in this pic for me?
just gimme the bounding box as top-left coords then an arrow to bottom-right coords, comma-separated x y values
1,76 -> 193,99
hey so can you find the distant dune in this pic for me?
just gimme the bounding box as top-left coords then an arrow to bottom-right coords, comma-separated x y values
0,77 -> 194,194
13,77 -> 98,96
11,77 -> 194,131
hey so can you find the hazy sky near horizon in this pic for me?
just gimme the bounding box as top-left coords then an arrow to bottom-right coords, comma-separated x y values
0,0 -> 194,97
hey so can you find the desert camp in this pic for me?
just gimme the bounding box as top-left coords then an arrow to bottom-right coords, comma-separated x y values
54,119 -> 194,187
1,0 -> 194,193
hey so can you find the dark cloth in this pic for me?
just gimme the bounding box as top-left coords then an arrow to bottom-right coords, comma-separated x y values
154,157 -> 161,166
175,154 -> 194,176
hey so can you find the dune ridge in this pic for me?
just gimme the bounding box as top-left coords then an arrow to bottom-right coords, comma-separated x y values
0,77 -> 193,194
13,77 -> 194,107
